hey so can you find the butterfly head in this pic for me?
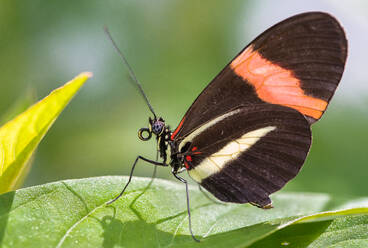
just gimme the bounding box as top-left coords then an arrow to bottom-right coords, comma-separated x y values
138,117 -> 166,141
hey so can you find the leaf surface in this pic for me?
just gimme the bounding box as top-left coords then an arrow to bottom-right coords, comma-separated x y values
0,176 -> 367,247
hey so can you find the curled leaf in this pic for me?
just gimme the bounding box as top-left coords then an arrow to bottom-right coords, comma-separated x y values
0,72 -> 92,193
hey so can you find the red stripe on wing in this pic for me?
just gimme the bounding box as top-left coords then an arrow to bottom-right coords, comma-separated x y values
230,45 -> 328,120
171,116 -> 186,140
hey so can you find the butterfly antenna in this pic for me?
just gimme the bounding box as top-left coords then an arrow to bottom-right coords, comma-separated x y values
104,26 -> 157,119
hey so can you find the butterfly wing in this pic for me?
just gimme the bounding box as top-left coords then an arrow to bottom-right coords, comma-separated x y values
179,104 -> 311,206
171,12 -> 347,141
170,12 -> 347,206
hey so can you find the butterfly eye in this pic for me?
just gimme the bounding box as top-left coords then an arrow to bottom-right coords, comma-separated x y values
152,121 -> 165,135
138,128 -> 152,141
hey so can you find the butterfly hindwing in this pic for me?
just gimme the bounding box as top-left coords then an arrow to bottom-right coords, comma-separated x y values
179,104 -> 311,206
171,12 -> 347,141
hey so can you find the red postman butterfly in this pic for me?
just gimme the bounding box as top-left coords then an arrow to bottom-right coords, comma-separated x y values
106,12 -> 347,241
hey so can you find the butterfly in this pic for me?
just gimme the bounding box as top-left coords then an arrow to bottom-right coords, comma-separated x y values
105,11 -> 347,242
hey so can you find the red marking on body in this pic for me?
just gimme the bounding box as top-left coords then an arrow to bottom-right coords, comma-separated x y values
230,45 -> 327,119
186,155 -> 192,162
184,161 -> 190,169
191,146 -> 198,151
171,117 -> 185,140
193,151 -> 201,155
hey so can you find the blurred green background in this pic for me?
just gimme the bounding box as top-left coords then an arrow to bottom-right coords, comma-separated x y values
0,0 -> 367,198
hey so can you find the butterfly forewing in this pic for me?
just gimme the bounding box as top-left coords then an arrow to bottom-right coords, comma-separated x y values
171,12 -> 347,142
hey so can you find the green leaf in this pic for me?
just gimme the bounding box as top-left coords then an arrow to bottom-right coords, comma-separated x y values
0,176 -> 367,247
0,72 -> 92,193
250,213 -> 368,247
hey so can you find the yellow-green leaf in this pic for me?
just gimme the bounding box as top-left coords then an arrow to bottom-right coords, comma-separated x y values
0,72 -> 92,193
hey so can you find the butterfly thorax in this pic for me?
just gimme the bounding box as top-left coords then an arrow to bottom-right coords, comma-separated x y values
168,139 -> 187,174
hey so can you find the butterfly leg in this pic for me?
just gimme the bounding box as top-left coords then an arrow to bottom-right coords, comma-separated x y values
172,172 -> 200,242
143,150 -> 159,192
107,155 -> 166,205
149,149 -> 160,183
